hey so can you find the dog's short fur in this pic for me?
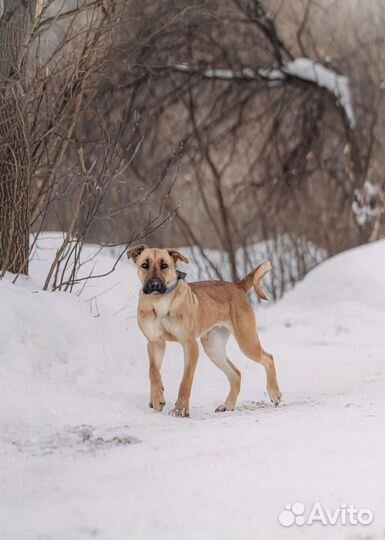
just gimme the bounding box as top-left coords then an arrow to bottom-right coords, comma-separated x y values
127,244 -> 282,417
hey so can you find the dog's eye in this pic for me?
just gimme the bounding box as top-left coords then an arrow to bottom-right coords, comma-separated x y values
141,262 -> 149,269
160,263 -> 168,270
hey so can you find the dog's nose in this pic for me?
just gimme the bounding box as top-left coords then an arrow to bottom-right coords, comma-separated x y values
143,279 -> 165,294
150,280 -> 162,291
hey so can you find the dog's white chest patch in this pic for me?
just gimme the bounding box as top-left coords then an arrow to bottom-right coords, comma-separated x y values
139,296 -> 183,341
153,297 -> 170,318
160,314 -> 183,340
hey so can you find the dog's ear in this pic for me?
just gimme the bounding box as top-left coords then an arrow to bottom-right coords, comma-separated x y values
127,244 -> 148,262
167,249 -> 189,265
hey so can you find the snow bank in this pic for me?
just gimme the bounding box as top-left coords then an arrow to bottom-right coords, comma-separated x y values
277,240 -> 384,310
176,235 -> 326,299
0,238 -> 384,540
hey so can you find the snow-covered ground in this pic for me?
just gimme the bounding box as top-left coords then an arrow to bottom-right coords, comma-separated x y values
0,236 -> 384,540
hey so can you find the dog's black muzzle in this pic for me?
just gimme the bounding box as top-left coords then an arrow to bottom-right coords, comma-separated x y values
143,278 -> 166,295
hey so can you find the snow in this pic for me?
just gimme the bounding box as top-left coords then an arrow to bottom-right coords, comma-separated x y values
182,235 -> 326,298
353,180 -> 383,226
258,67 -> 285,80
0,237 -> 384,540
174,64 -> 255,80
283,58 -> 356,127
259,58 -> 355,127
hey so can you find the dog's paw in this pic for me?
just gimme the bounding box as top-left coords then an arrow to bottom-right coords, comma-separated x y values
215,404 -> 234,413
149,387 -> 166,411
168,406 -> 189,418
149,400 -> 166,411
268,386 -> 282,407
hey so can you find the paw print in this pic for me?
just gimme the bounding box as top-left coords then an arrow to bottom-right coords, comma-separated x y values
278,502 -> 306,527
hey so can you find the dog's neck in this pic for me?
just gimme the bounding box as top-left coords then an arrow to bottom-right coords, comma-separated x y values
164,270 -> 186,294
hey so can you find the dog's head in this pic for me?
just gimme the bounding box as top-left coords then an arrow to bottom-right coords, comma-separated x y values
127,244 -> 189,295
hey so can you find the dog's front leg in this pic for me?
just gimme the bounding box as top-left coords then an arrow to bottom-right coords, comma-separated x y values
170,339 -> 199,417
148,340 -> 166,411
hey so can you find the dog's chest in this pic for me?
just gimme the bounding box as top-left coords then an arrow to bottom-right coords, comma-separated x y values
140,298 -> 183,341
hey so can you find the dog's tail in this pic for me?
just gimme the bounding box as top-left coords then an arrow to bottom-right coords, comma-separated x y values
237,261 -> 271,300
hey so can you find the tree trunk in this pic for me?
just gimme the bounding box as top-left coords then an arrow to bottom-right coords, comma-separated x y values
0,0 -> 35,275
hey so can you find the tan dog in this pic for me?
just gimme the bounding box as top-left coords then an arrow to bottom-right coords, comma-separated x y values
127,245 -> 282,417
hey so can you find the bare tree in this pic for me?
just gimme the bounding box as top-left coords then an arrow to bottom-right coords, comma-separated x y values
0,0 -> 36,275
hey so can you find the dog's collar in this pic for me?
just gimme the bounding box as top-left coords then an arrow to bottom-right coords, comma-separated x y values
164,270 -> 187,294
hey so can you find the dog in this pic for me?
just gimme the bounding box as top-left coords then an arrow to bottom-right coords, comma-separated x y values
127,245 -> 282,417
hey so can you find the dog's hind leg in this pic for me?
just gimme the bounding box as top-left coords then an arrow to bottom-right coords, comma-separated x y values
231,303 -> 281,406
201,327 -> 241,412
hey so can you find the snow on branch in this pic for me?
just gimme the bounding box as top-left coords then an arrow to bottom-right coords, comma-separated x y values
283,58 -> 355,128
174,64 -> 257,80
174,57 -> 355,128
